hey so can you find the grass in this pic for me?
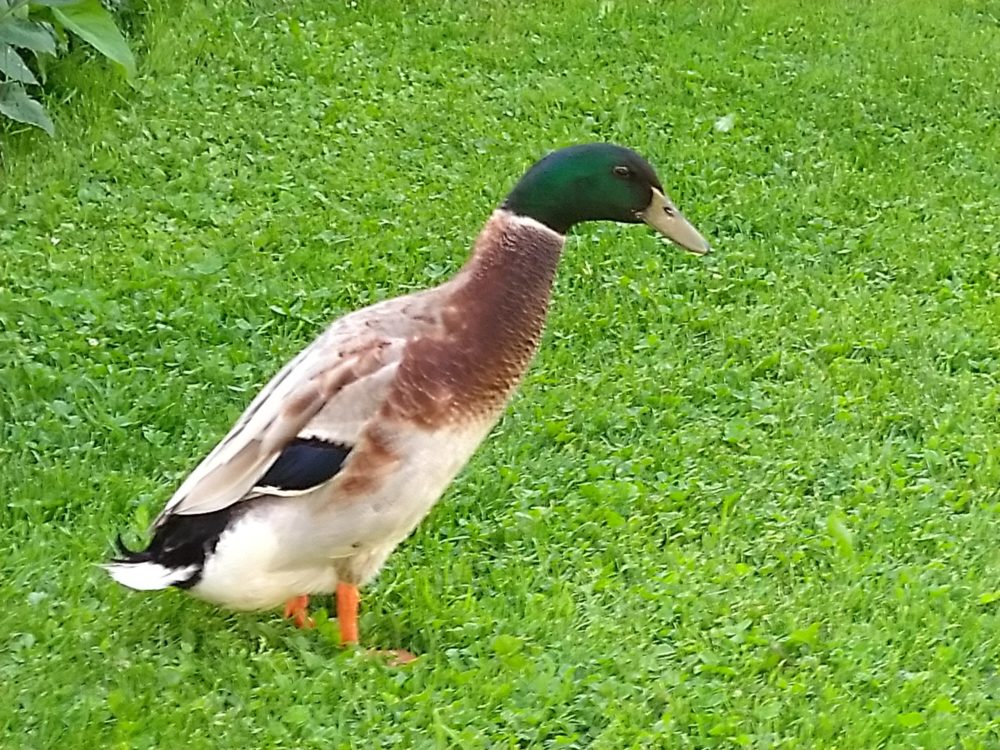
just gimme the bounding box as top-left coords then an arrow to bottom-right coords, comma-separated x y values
2,0 -> 1000,746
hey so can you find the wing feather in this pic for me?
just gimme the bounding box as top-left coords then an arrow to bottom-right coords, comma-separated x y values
156,331 -> 408,522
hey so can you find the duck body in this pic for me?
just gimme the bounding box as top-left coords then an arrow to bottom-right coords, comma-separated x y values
108,211 -> 565,611
107,143 -> 710,646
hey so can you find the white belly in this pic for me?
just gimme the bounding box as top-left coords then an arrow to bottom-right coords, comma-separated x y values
191,506 -> 339,609
190,421 -> 494,610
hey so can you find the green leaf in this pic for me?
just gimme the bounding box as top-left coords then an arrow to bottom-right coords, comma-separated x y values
977,590 -> 1000,605
0,81 -> 54,134
51,0 -> 136,79
929,695 -> 957,714
0,18 -> 57,55
788,622 -> 821,647
896,712 -> 925,729
492,634 -> 524,657
714,112 -> 736,133
826,512 -> 855,558
189,252 -> 224,276
751,351 -> 781,377
723,418 -> 752,444
0,42 -> 38,84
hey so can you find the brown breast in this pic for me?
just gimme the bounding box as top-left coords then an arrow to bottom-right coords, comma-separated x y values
385,212 -> 565,428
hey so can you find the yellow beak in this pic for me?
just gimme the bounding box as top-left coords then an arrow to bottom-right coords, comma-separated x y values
638,188 -> 712,255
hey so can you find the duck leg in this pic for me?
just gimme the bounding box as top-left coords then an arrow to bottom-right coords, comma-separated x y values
336,582 -> 360,644
283,594 -> 315,629
336,582 -> 416,665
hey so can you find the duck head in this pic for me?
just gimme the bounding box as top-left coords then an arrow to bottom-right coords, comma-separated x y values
502,143 -> 711,254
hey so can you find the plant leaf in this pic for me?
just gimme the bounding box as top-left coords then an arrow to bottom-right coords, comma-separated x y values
977,591 -> 1000,606
826,512 -> 855,558
714,113 -> 736,133
29,0 -> 90,6
51,0 -> 136,79
0,19 -> 57,55
0,43 -> 39,84
0,81 -> 54,135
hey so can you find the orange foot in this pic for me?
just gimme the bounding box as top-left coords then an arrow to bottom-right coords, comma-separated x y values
282,594 -> 315,629
335,583 -> 415,664
367,648 -> 418,666
286,586 -> 416,664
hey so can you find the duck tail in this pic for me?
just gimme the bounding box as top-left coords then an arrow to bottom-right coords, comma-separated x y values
104,560 -> 198,590
104,534 -> 198,591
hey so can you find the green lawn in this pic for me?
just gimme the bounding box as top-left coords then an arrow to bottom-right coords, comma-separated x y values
2,0 -> 1000,746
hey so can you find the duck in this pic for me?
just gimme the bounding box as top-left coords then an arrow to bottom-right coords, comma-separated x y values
106,143 -> 711,659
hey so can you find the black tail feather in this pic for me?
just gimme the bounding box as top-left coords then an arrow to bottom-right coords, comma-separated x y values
109,502 -> 250,589
113,533 -> 151,563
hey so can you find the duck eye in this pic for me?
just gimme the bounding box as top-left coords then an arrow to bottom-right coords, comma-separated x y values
613,166 -> 631,178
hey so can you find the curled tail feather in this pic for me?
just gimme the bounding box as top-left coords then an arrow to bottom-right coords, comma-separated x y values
105,504 -> 244,592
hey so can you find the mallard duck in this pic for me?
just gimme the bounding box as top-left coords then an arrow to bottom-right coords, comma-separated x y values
106,143 -> 710,657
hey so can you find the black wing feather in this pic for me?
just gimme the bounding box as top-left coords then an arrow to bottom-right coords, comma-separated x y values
255,437 -> 352,492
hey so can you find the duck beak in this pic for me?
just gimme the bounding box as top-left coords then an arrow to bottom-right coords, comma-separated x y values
639,188 -> 712,255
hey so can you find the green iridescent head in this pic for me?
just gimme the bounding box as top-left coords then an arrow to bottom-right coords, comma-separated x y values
503,143 -> 710,254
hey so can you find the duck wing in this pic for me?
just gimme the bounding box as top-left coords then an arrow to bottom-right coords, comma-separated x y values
155,297 -> 435,524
